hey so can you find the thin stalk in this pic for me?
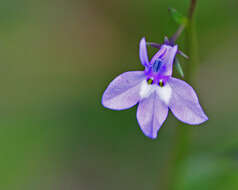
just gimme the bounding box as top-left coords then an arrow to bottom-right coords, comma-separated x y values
170,24 -> 186,44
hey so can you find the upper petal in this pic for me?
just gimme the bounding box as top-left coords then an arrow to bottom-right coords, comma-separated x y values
139,37 -> 149,67
167,77 -> 208,125
102,71 -> 145,110
136,92 -> 169,139
150,45 -> 178,76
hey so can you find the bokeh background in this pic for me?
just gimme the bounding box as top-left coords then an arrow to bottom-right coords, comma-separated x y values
1,0 -> 238,189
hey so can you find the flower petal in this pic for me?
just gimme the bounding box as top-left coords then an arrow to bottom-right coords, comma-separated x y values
102,71 -> 145,110
150,45 -> 178,76
162,45 -> 178,76
167,77 -> 208,125
136,92 -> 168,139
139,37 -> 149,67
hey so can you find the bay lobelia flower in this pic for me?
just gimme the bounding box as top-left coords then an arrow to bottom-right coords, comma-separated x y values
102,37 -> 208,139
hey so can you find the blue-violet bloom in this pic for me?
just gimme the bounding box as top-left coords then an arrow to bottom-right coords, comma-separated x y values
102,37 -> 208,139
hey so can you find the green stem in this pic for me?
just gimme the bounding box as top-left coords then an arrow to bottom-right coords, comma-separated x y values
160,1 -> 198,190
186,0 -> 199,83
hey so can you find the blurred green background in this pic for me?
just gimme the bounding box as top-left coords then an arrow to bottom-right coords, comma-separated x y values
0,0 -> 238,189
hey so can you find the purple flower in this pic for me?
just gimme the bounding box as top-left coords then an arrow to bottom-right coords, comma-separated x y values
102,37 -> 208,139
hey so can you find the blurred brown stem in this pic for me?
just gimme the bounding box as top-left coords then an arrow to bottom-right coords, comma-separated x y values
188,0 -> 197,20
160,0 -> 198,190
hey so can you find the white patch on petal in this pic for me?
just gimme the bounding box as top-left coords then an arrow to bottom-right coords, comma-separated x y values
156,83 -> 172,105
139,80 -> 156,99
